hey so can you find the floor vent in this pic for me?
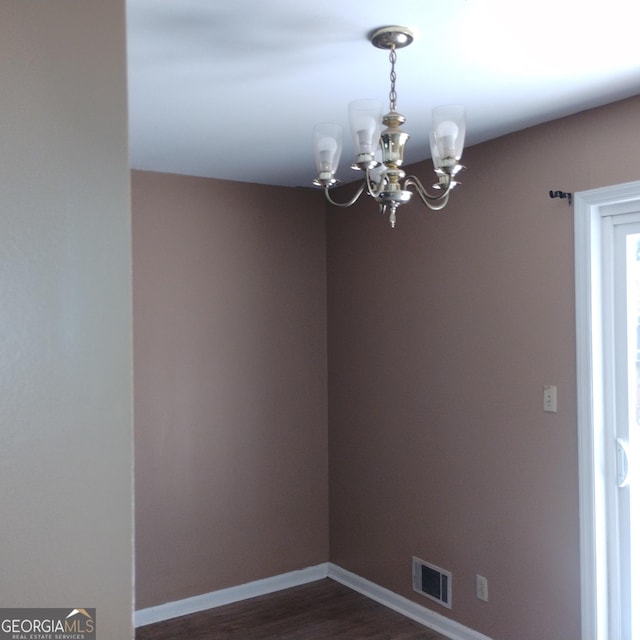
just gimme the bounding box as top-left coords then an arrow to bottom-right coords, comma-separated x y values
412,556 -> 452,609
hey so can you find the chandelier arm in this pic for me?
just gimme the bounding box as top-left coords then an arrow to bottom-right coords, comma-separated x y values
404,175 -> 451,211
323,181 -> 366,208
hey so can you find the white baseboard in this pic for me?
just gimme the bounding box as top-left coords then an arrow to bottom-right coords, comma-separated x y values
328,563 -> 493,640
135,563 -> 329,627
135,562 -> 492,640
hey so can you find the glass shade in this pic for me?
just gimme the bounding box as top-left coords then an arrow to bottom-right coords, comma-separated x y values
348,99 -> 383,157
429,131 -> 443,170
432,105 -> 466,163
313,123 -> 343,175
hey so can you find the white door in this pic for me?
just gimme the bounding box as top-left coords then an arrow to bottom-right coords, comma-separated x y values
575,182 -> 640,640
612,221 -> 640,640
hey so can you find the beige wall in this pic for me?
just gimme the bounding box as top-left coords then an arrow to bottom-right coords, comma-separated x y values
132,171 -> 329,608
327,95 -> 640,640
0,1 -> 134,637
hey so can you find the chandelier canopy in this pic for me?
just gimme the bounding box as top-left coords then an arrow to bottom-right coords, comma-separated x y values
312,26 -> 466,228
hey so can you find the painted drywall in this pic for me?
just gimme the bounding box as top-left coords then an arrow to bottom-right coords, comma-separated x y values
0,1 -> 133,637
132,171 -> 329,608
327,94 -> 640,640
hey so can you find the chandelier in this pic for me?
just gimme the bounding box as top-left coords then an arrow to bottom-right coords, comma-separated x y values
312,26 -> 466,228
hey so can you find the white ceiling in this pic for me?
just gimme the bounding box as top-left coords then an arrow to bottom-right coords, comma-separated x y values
126,0 -> 640,189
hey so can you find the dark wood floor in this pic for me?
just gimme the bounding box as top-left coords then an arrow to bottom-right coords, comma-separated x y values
136,579 -> 450,640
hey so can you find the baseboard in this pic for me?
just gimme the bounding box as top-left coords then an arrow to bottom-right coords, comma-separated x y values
135,563 -> 329,627
328,563 -> 493,640
135,562 -> 492,640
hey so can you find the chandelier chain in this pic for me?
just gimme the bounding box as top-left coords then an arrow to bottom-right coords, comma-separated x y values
388,46 -> 397,112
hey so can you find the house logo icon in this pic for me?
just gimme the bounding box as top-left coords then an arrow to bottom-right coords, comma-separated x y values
66,609 -> 93,621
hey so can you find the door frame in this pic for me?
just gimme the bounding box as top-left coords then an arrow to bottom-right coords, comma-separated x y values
575,179 -> 640,640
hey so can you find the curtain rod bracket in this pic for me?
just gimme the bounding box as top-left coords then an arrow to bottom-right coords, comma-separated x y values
549,190 -> 572,206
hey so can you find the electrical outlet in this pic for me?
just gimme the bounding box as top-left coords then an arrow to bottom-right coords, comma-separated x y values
476,574 -> 488,602
543,384 -> 557,413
